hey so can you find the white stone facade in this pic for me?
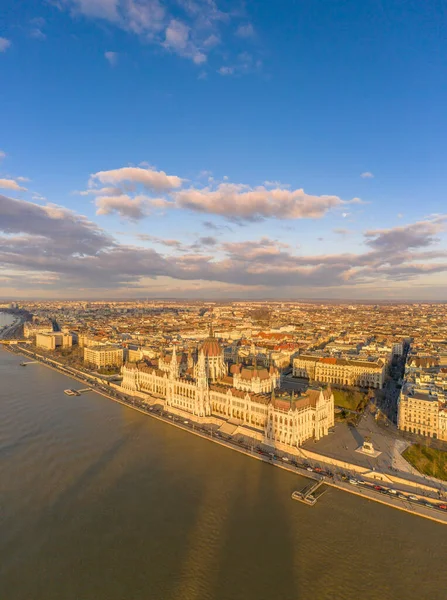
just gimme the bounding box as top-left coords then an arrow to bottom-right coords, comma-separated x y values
293,355 -> 386,389
121,347 -> 335,450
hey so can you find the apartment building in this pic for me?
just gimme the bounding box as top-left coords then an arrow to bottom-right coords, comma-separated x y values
398,387 -> 447,441
293,355 -> 386,389
83,344 -> 124,368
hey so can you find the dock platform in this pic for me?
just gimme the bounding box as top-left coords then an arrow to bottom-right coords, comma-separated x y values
292,479 -> 327,506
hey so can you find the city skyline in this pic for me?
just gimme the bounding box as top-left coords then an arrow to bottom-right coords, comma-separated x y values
1,1 -> 447,299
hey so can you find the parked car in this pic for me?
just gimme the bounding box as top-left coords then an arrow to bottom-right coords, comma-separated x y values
408,495 -> 418,501
349,479 -> 359,485
438,504 -> 447,510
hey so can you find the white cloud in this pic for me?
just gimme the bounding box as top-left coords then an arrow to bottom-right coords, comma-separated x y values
361,171 -> 374,178
171,183 -> 354,221
16,176 -> 30,182
0,178 -> 27,191
95,194 -> 150,220
55,1 -> 259,70
30,28 -> 46,40
89,166 -> 183,191
218,66 -> 234,75
68,0 -> 120,20
165,19 -> 189,49
236,23 -> 254,38
0,37 -> 11,52
105,51 -> 118,65
164,18 -> 207,64
0,150 -> 6,160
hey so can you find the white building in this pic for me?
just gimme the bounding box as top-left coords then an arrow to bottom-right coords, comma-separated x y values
121,337 -> 334,451
35,332 -> 73,350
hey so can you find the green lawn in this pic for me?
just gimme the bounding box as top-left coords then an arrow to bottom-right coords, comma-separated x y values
402,444 -> 447,481
332,388 -> 365,411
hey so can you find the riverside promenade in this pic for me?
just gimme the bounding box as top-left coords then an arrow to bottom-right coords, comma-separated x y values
4,344 -> 447,526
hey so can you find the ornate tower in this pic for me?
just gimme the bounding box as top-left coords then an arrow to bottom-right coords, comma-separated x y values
196,349 -> 208,390
169,345 -> 179,380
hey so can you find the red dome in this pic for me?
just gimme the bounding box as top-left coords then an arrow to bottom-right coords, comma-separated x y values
201,336 -> 222,357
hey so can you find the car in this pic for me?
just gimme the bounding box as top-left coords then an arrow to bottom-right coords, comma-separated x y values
388,489 -> 397,495
349,479 -> 359,485
437,504 -> 447,510
423,501 -> 434,508
314,467 -> 323,473
281,457 -> 289,462
408,495 -> 418,501
374,485 -> 383,491
183,420 -> 189,424
397,493 -> 407,500
306,467 -> 314,472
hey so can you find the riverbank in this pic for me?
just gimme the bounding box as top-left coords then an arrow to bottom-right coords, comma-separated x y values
3,344 -> 447,526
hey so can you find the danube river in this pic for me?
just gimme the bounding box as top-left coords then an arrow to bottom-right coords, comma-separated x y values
0,311 -> 16,328
1,349 -> 447,600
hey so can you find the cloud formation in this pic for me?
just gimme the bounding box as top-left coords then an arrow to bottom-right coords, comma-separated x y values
89,166 -> 183,191
83,163 -> 362,222
0,178 -> 27,192
361,172 -> 374,178
0,37 -> 11,52
55,0 -> 255,70
171,183 -> 356,221
95,194 -> 150,220
364,217 -> 446,252
104,50 -> 118,65
2,194 -> 446,293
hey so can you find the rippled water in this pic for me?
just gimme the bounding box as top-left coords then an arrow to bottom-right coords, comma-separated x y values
1,348 -> 447,600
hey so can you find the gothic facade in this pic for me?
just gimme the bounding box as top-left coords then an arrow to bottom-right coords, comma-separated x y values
121,340 -> 335,450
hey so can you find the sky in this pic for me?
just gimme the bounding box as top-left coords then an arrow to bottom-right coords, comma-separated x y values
1,0 -> 447,300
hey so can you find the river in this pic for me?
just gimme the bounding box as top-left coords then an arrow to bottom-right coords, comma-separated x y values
1,348 -> 447,600
0,312 -> 16,328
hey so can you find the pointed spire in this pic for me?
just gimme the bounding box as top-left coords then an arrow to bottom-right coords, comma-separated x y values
209,321 -> 214,338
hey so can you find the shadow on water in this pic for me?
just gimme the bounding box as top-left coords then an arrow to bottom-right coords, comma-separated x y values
0,427 -> 43,459
211,461 -> 301,600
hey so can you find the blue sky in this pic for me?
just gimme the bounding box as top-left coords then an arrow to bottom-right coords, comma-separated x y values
0,0 -> 446,299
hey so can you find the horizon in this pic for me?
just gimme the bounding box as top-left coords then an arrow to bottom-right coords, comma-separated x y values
1,1 -> 446,299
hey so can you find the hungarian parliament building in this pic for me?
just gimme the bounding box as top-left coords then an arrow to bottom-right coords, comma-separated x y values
121,331 -> 335,451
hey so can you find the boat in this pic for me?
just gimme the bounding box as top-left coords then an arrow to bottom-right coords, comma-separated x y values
64,389 -> 80,396
20,362 -> 27,366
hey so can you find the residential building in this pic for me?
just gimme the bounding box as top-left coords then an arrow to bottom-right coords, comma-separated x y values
84,344 -> 124,368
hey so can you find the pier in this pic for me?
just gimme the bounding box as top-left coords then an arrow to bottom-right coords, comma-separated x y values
20,361 -> 39,366
292,478 -> 327,506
